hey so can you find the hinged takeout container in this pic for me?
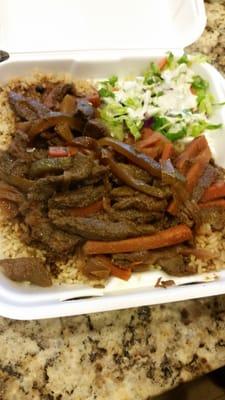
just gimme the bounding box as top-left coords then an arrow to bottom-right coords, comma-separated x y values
1,0 -> 225,320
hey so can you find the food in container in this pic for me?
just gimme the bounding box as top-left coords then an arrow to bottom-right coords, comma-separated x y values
0,53 -> 225,288
1,0 -> 225,319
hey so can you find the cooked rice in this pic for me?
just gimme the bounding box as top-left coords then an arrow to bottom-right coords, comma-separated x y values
0,72 -> 224,286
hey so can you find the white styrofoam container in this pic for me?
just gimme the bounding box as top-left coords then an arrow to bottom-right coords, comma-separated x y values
1,0 -> 225,320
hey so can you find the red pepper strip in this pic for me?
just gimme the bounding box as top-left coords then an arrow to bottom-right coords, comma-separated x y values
48,146 -> 78,157
99,137 -> 161,178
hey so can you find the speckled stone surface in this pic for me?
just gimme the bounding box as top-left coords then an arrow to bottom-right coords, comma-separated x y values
1,1 -> 225,399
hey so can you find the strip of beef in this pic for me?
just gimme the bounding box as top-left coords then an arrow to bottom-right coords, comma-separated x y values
113,248 -> 196,276
62,153 -> 94,183
0,151 -> 19,175
200,206 -> 225,230
24,209 -> 81,255
0,181 -> 24,220
0,199 -> 19,220
51,215 -> 157,240
8,131 -> 30,160
83,163 -> 109,185
0,150 -> 31,180
178,200 -> 201,228
29,152 -> 93,181
8,131 -> 48,161
117,163 -> 153,184
112,251 -> 150,268
27,155 -> 95,202
83,256 -> 111,279
0,258 -> 52,287
192,164 -> 219,202
0,182 -> 24,204
110,186 -> 136,198
49,184 -> 104,208
83,118 -> 109,139
8,91 -> 50,120
43,83 -> 74,109
75,99 -> 95,120
27,179 -> 57,201
113,193 -> 167,212
29,157 -> 74,178
158,254 -> 197,276
106,208 -> 163,224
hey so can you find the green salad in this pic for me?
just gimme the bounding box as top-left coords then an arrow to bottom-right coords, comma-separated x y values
96,52 -> 222,142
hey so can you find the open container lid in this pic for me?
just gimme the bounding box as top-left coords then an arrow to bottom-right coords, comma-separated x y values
0,0 -> 206,53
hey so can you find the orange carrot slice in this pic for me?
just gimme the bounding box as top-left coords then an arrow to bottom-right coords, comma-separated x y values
186,147 -> 211,194
161,143 -> 174,161
167,200 -> 178,216
158,57 -> 168,70
110,265 -> 132,280
199,200 -> 225,209
176,135 -> 208,173
141,128 -> 155,140
201,181 -> 225,202
91,255 -> 132,280
83,224 -> 192,255
142,146 -> 162,159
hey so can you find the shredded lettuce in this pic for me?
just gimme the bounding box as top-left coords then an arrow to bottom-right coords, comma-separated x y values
177,54 -> 190,65
144,62 -> 162,85
125,118 -> 143,140
191,75 -> 215,115
165,128 -> 187,141
123,97 -> 141,109
151,115 -> 171,132
108,75 -> 118,87
99,102 -> 143,140
198,92 -> 215,115
98,87 -> 115,98
191,75 -> 209,91
151,114 -> 222,141
166,52 -> 176,69
100,102 -> 127,121
98,75 -> 118,99
187,121 -> 222,137
153,116 -> 187,141
97,52 -> 222,142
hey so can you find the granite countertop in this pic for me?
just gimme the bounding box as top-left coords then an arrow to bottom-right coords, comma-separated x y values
1,1 -> 225,399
